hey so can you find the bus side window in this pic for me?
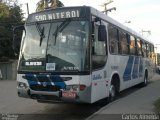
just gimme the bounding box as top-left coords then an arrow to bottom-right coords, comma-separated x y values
146,43 -> 149,58
142,41 -> 147,57
148,44 -> 152,58
108,24 -> 118,54
150,44 -> 154,58
150,44 -> 155,64
130,35 -> 136,55
119,30 -> 129,55
137,39 -> 142,56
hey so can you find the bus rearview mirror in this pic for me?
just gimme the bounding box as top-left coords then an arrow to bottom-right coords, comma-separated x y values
98,25 -> 107,41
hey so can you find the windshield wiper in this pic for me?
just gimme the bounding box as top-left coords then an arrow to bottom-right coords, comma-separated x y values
53,19 -> 71,45
35,22 -> 45,46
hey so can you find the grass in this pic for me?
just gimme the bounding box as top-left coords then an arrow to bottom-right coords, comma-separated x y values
154,98 -> 160,113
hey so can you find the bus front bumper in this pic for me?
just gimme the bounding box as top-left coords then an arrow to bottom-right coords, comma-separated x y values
17,87 -> 86,103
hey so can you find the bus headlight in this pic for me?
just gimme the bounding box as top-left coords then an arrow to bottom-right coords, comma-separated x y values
18,82 -> 27,89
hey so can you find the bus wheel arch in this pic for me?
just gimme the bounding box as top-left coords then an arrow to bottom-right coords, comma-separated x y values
108,74 -> 120,102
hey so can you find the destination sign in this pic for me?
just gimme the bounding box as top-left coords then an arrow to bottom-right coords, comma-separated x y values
35,10 -> 79,21
27,7 -> 88,23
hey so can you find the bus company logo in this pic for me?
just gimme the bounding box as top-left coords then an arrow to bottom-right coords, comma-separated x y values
35,10 -> 80,21
92,74 -> 102,80
42,82 -> 47,87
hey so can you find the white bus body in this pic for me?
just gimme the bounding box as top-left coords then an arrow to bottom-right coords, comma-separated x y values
17,6 -> 155,103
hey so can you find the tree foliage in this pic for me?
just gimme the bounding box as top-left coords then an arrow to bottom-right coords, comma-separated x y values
0,0 -> 23,61
36,0 -> 64,12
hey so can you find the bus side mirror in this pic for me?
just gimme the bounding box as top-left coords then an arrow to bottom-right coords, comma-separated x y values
98,25 -> 107,41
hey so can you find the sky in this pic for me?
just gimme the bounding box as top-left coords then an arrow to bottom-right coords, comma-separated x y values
19,0 -> 160,52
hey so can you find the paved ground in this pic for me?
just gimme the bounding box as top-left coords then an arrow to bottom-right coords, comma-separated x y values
0,74 -> 160,120
0,80 -> 107,120
87,74 -> 160,120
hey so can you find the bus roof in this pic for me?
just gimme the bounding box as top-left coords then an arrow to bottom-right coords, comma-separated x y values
27,6 -> 153,44
89,6 -> 153,44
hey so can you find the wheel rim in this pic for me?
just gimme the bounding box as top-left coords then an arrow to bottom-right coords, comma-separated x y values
109,85 -> 116,100
144,75 -> 147,85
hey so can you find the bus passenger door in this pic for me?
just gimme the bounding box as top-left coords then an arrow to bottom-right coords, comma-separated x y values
91,18 -> 108,102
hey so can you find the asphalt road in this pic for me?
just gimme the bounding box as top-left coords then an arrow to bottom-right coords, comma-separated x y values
0,74 -> 160,120
0,80 -> 108,120
87,74 -> 160,120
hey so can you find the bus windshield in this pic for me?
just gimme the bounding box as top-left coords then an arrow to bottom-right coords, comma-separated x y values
18,20 -> 90,72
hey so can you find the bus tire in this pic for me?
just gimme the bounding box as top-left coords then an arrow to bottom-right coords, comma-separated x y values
108,84 -> 116,102
143,72 -> 148,86
107,75 -> 120,102
140,71 -> 148,87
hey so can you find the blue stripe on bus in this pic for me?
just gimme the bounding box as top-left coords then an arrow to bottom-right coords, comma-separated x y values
24,74 -> 66,89
50,75 -> 64,82
50,75 -> 66,88
36,75 -> 50,82
23,74 -> 38,86
123,56 -> 134,81
132,57 -> 139,79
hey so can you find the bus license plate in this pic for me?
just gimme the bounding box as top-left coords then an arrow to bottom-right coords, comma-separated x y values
62,91 -> 76,98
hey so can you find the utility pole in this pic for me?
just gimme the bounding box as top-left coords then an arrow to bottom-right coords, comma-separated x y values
101,0 -> 116,14
26,3 -> 29,15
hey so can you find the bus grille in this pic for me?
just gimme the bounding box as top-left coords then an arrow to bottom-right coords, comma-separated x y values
30,85 -> 61,92
23,74 -> 66,91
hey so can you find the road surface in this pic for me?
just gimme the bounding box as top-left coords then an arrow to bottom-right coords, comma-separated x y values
0,74 -> 159,120
87,74 -> 160,120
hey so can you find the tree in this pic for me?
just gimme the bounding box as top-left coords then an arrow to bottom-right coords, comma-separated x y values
36,0 -> 64,12
0,0 -> 23,61
0,1 -> 9,21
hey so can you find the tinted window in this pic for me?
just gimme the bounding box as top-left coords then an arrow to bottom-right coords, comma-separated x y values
137,39 -> 142,56
92,20 -> 107,70
130,36 -> 136,55
108,25 -> 118,54
119,30 -> 129,55
142,41 -> 147,57
146,43 -> 149,58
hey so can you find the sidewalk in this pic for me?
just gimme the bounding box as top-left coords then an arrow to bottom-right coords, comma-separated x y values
87,74 -> 160,120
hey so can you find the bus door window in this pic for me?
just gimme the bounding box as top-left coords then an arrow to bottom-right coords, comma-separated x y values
91,17 -> 107,70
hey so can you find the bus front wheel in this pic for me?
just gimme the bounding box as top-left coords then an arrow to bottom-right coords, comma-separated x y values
108,84 -> 116,102
139,71 -> 148,87
142,72 -> 148,86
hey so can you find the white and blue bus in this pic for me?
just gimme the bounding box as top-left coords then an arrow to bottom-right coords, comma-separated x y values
16,6 -> 155,103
